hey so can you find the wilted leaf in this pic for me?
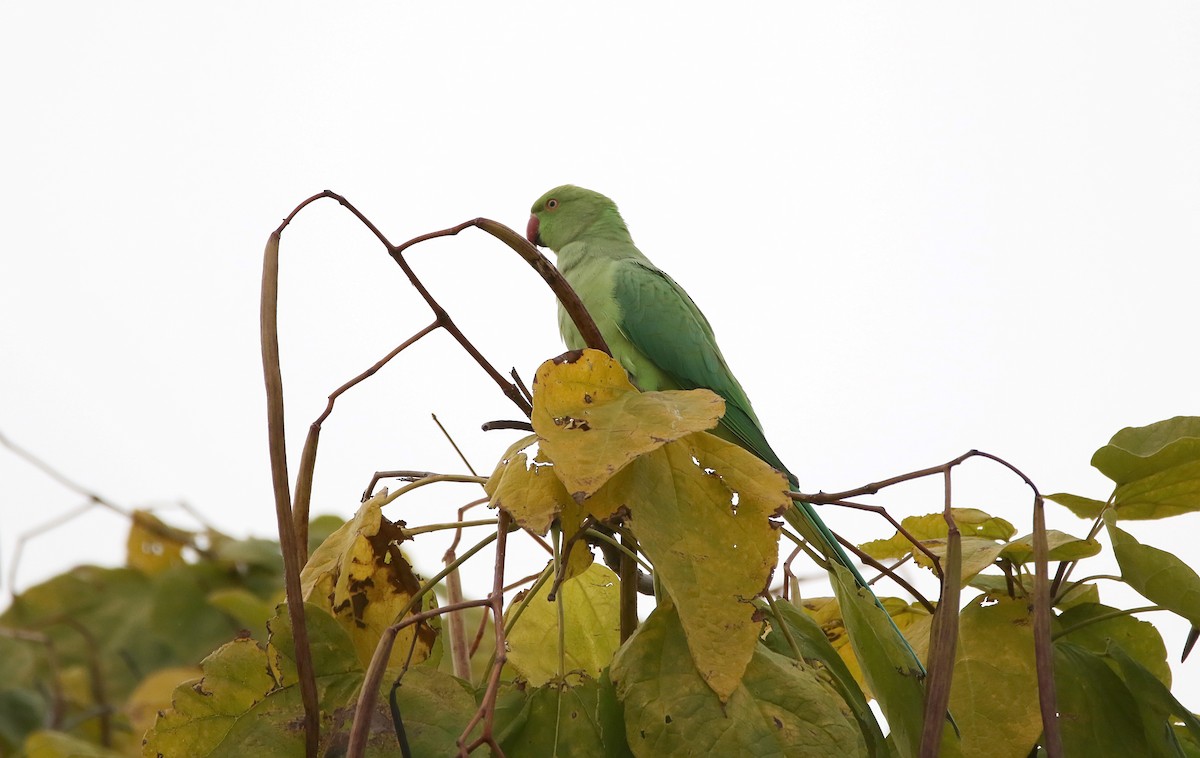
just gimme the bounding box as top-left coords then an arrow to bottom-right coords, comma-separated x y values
300,491 -> 437,669
1105,511 -> 1200,628
531,349 -> 725,499
610,602 -> 865,758
999,530 -> 1101,564
949,596 -> 1040,758
1056,603 -> 1170,687
1092,417 -> 1200,519
1045,492 -> 1108,519
506,562 -> 620,686
918,536 -> 1004,584
593,433 -> 785,700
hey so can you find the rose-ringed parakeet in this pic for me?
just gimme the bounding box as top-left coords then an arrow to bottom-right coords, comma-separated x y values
526,184 -> 925,677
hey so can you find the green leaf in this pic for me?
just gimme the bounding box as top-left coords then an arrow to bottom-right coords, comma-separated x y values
999,530 -> 1101,564
828,564 -> 947,758
1054,642 -> 1150,756
390,665 -> 478,757
23,730 -> 127,757
505,562 -> 620,686
590,432 -> 786,701
1056,603 -> 1171,687
762,598 -> 888,757
495,676 -> 631,758
610,601 -> 866,757
1105,642 -> 1200,753
1092,417 -> 1200,519
1045,492 -> 1108,519
949,596 -> 1041,758
1105,511 -> 1200,627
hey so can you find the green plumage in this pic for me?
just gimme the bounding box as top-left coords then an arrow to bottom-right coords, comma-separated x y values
527,184 -> 923,674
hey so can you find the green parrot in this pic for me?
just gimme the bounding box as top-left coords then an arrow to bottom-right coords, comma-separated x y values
526,184 -> 925,675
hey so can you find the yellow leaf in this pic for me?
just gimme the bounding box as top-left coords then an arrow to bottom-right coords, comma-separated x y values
300,491 -> 436,669
505,562 -> 620,685
595,432 -> 787,701
531,349 -> 725,499
487,446 -> 573,535
126,510 -> 187,574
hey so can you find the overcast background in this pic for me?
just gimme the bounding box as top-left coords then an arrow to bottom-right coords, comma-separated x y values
3,3 -> 1198,709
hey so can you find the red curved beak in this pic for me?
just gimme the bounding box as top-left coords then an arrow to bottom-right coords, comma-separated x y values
526,214 -> 542,247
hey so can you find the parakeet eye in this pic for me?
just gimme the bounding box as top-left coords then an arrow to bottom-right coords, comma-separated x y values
546,198 -> 558,210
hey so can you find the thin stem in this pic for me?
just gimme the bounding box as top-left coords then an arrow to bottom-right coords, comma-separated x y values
1052,605 -> 1165,640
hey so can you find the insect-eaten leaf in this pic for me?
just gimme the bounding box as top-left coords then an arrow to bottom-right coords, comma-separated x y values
300,491 -> 437,670
486,434 -> 574,535
531,349 -> 726,499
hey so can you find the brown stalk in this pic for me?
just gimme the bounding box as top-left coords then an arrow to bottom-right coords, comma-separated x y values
919,471 -> 960,758
260,227 -> 320,757
1032,493 -> 1063,756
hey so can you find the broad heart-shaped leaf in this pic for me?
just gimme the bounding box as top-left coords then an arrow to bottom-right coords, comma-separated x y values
146,603 -> 400,757
531,349 -> 725,499
493,674 -> 630,758
610,601 -> 866,758
1045,492 -> 1108,519
998,529 -> 1101,564
486,439 -> 574,534
389,665 -> 479,757
761,598 -> 889,758
1092,416 -> 1200,519
1053,642 -> 1154,756
859,509 -> 1015,561
587,432 -> 786,701
1056,602 -> 1171,687
505,562 -> 620,686
300,491 -> 436,670
949,596 -> 1040,758
1105,510 -> 1200,627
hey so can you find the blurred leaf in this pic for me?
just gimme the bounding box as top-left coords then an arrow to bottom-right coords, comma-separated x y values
1105,511 -> 1200,627
531,349 -> 725,499
610,601 -> 865,757
1054,642 -> 1150,756
949,596 -> 1040,758
999,530 -> 1101,564
126,510 -> 187,574
1057,602 -> 1171,686
1045,493 -> 1107,519
300,491 -> 437,670
0,688 -> 44,755
591,432 -> 785,701
23,730 -> 126,757
207,588 -> 276,634
1092,417 -> 1200,519
506,562 -> 620,686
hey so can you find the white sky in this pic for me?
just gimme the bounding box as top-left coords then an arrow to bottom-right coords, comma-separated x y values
3,3 -> 1198,709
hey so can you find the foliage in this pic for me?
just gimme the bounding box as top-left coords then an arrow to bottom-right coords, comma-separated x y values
5,353 -> 1200,757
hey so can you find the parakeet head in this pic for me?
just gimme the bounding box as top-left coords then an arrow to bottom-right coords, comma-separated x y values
526,185 -> 628,251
